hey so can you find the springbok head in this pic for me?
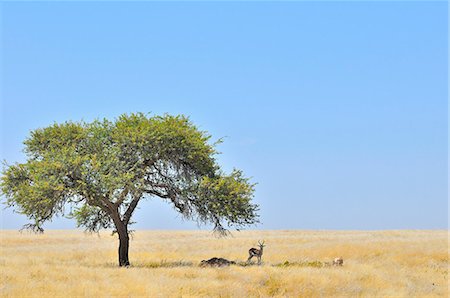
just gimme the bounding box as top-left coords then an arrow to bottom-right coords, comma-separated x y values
258,240 -> 266,249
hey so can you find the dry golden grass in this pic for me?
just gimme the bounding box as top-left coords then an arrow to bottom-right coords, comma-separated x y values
0,230 -> 448,297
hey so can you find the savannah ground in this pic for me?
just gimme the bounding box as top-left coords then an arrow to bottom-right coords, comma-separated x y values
0,230 -> 447,297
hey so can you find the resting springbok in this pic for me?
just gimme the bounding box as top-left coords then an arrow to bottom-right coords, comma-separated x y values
333,257 -> 344,266
247,240 -> 265,265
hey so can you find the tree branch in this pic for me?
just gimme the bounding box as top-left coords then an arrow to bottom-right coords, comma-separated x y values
98,194 -> 116,213
144,187 -> 189,217
152,164 -> 173,183
145,189 -> 170,198
122,192 -> 142,225
114,187 -> 129,207
84,193 -> 112,215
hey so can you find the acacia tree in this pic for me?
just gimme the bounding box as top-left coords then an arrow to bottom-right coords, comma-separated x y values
1,113 -> 258,266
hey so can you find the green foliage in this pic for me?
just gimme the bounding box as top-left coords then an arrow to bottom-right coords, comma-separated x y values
1,113 -> 259,233
194,170 -> 258,233
68,204 -> 114,232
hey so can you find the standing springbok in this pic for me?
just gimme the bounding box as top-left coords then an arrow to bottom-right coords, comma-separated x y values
247,240 -> 265,265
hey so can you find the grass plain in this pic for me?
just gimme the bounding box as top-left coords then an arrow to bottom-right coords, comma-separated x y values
0,230 -> 448,297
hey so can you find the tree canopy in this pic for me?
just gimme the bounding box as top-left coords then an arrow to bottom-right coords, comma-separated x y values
1,113 -> 259,265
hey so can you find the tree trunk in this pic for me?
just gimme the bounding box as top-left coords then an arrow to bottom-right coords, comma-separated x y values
118,233 -> 130,266
118,227 -> 130,267
118,228 -> 130,266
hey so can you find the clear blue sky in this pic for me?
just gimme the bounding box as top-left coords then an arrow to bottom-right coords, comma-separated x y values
0,1 -> 447,230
